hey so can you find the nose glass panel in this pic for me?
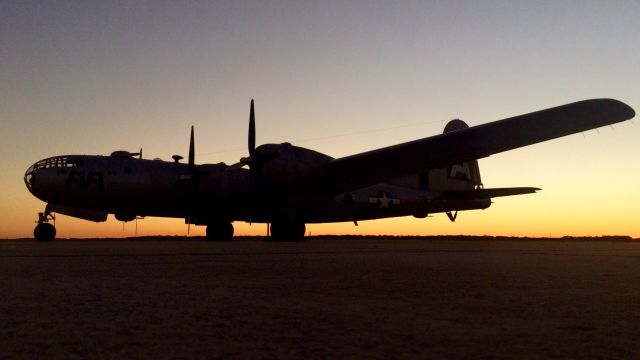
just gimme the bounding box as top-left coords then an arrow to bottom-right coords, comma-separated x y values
23,156 -> 83,193
24,164 -> 36,192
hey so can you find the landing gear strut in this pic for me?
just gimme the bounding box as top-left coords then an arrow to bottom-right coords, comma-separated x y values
270,222 -> 305,242
34,207 -> 56,242
205,221 -> 234,241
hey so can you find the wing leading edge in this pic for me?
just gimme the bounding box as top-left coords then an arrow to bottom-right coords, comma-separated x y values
326,99 -> 634,191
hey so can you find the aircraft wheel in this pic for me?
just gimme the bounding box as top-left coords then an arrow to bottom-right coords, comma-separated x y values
206,222 -> 234,241
270,222 -> 305,242
34,223 -> 56,242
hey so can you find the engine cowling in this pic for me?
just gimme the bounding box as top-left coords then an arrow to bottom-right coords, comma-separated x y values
115,213 -> 136,222
255,143 -> 333,190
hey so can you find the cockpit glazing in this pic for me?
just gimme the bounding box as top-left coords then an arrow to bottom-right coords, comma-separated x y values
24,156 -> 83,191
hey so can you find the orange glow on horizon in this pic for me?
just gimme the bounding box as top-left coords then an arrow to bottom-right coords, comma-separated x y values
3,208 -> 636,240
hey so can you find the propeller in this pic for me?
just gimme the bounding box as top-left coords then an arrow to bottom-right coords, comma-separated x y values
129,148 -> 143,159
188,126 -> 195,172
249,99 -> 256,156
228,99 -> 261,170
245,100 -> 260,222
224,100 -> 285,222
226,100 -> 284,184
236,99 -> 257,168
178,125 -> 208,226
179,126 -> 196,179
226,99 -> 272,221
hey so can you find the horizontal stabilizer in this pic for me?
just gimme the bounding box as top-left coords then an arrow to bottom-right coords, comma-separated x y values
326,99 -> 634,190
438,187 -> 540,200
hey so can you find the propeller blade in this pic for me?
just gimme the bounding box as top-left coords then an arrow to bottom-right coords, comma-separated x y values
188,125 -> 195,172
129,148 -> 142,159
249,99 -> 256,156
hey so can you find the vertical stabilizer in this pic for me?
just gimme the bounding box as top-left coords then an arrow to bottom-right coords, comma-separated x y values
409,119 -> 482,191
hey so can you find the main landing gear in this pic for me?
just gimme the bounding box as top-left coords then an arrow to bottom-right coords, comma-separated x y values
34,207 -> 56,242
204,221 -> 306,242
269,221 -> 306,242
205,221 -> 234,241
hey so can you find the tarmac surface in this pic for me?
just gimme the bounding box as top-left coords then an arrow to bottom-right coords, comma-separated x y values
2,238 -> 640,358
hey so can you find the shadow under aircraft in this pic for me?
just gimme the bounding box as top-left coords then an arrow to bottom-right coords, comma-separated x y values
25,98 -> 635,241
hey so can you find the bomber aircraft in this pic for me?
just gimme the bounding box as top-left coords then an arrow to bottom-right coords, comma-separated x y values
24,98 -> 634,241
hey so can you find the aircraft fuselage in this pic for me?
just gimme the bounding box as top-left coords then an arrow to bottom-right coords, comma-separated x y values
24,151 -> 490,226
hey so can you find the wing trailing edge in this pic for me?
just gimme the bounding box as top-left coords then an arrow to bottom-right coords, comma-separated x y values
326,98 -> 634,190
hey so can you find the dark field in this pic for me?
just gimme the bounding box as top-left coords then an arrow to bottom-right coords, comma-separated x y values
2,238 -> 640,358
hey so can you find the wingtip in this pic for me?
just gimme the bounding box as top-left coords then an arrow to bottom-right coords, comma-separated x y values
593,98 -> 635,121
619,100 -> 636,120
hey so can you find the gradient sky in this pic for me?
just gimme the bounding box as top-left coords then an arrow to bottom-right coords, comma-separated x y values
2,1 -> 639,238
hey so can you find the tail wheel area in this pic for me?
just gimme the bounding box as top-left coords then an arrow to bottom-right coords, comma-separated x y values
270,222 -> 305,242
34,222 -> 56,242
206,222 -> 234,241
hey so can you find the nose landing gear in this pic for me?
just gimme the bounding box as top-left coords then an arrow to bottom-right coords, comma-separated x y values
34,206 -> 56,242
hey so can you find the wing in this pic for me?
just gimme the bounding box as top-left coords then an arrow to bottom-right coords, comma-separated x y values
324,98 -> 634,191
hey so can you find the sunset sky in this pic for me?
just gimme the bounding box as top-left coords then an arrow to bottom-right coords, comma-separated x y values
2,1 -> 639,239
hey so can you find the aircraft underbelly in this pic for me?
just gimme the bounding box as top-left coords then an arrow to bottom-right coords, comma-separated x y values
300,198 -> 489,223
300,184 -> 491,223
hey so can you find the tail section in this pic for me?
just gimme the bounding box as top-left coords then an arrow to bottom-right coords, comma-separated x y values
384,119 -> 538,220
416,119 -> 482,191
391,119 -> 539,200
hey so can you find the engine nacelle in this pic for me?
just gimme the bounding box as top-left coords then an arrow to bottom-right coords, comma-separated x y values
257,143 -> 333,190
115,213 -> 137,222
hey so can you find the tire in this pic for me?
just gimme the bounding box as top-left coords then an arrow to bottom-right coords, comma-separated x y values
34,223 -> 56,242
270,222 -> 305,242
206,222 -> 234,241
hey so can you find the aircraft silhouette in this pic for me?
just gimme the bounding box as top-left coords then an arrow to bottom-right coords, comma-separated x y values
24,98 -> 634,241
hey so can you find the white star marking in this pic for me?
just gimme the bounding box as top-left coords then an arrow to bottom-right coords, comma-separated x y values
368,192 -> 401,209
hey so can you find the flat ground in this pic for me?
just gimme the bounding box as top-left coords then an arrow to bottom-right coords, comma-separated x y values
2,238 -> 640,358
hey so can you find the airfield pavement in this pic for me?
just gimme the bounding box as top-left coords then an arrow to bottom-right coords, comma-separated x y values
2,238 -> 640,359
